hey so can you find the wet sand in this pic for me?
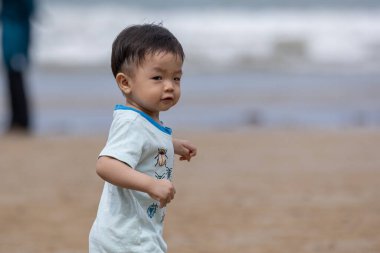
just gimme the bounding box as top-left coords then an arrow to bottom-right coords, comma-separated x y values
1,129 -> 380,253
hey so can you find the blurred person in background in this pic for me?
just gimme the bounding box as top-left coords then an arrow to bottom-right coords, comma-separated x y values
1,0 -> 34,134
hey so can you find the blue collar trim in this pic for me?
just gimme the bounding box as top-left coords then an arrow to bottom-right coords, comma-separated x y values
114,104 -> 172,135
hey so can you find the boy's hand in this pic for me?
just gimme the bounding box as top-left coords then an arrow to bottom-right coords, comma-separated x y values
148,179 -> 176,208
173,138 -> 197,162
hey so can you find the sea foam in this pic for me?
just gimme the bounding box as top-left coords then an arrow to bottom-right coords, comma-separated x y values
31,3 -> 380,73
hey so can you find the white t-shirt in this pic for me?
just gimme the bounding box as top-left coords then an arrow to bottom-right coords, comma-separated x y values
89,105 -> 174,253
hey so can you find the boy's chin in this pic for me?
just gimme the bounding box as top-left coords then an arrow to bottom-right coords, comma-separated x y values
159,102 -> 177,111
160,107 -> 172,112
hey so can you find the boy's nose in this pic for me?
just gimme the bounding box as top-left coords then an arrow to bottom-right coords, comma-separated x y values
164,80 -> 175,91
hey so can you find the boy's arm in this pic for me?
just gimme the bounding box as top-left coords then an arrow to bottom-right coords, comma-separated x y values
96,156 -> 175,208
173,138 -> 197,161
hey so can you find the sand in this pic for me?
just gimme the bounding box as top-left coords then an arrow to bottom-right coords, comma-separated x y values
1,129 -> 380,253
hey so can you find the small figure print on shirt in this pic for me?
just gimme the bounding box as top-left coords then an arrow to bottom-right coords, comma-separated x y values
155,148 -> 168,167
146,202 -> 166,223
154,147 -> 173,181
147,203 -> 159,218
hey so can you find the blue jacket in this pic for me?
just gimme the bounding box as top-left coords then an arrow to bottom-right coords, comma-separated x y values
1,0 -> 34,70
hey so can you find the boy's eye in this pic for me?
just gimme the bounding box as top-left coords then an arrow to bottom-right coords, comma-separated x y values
152,76 -> 162,80
174,77 -> 181,82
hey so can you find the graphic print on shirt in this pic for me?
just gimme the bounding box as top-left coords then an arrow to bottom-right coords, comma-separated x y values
147,147 -> 174,221
153,147 -> 173,181
147,203 -> 159,218
154,148 -> 168,167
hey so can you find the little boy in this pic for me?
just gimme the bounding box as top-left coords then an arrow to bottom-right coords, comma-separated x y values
89,24 -> 197,253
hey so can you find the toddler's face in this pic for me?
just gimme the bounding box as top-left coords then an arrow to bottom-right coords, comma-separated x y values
126,52 -> 182,121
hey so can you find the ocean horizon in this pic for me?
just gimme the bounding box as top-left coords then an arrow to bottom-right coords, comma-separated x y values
1,67 -> 379,135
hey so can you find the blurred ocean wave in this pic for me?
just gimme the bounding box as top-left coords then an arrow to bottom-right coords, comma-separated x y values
30,1 -> 380,73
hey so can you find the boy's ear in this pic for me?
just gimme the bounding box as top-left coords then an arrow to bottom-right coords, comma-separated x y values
116,73 -> 132,94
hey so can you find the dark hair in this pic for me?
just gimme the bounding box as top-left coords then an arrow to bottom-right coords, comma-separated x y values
111,24 -> 185,77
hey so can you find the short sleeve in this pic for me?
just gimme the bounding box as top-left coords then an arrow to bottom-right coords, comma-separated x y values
99,114 -> 145,169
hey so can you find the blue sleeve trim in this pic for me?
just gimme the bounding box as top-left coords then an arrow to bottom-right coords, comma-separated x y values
114,104 -> 172,135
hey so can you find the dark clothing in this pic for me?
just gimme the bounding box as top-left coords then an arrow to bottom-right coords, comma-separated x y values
1,0 -> 34,131
7,69 -> 30,128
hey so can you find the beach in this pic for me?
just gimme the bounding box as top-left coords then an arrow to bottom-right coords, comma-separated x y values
1,0 -> 380,252
1,129 -> 379,253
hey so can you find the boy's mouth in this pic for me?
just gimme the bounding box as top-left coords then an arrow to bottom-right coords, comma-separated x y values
161,96 -> 174,101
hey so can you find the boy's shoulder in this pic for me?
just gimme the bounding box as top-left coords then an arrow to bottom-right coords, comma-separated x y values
112,108 -> 143,129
